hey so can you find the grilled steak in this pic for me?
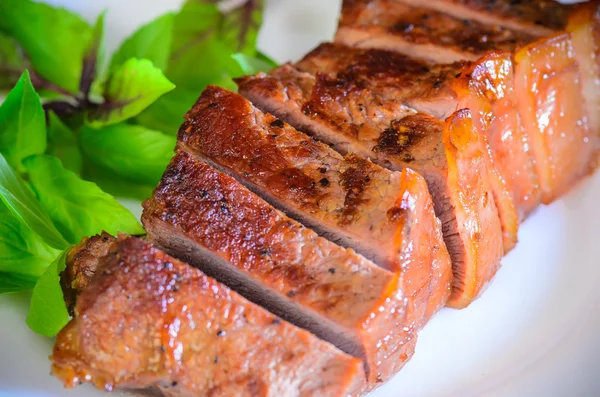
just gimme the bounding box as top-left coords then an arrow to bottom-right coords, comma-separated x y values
336,0 -> 537,63
336,0 -> 600,203
395,0 -> 573,36
514,33 -> 597,203
567,3 -> 600,140
295,42 -> 540,244
177,85 -> 442,272
236,73 -> 502,307
143,150 -> 452,385
52,235 -> 365,397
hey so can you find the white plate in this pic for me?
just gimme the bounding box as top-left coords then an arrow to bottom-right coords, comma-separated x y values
1,1 -> 599,396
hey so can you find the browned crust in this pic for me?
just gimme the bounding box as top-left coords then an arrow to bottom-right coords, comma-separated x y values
336,0 -> 537,62
61,232 -> 116,314
177,85 -> 429,273
395,0 -> 573,36
52,236 -> 365,396
141,150 -> 451,386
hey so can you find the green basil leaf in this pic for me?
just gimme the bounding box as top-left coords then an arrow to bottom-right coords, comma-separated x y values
26,249 -> 69,336
170,35 -> 242,90
87,58 -> 175,127
47,112 -> 82,175
0,153 -> 68,250
80,123 -> 175,186
0,70 -> 46,171
0,202 -> 60,281
0,33 -> 28,90
81,160 -> 156,201
231,52 -> 275,75
256,50 -> 278,67
108,12 -> 174,74
0,271 -> 39,294
135,86 -> 200,135
0,0 -> 92,93
168,3 -> 242,91
80,10 -> 106,98
24,154 -> 144,245
219,0 -> 264,55
170,2 -> 222,58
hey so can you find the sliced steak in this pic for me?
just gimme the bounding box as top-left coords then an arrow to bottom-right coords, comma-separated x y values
336,0 -> 537,63
52,236 -> 365,397
296,43 -> 540,243
567,3 -> 600,141
178,85 -> 431,272
143,151 -> 452,386
394,0 -> 573,36
336,0 -> 599,204
514,33 -> 598,203
236,74 -> 502,307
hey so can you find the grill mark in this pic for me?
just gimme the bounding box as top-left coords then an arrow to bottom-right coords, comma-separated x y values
339,158 -> 372,226
372,115 -> 428,161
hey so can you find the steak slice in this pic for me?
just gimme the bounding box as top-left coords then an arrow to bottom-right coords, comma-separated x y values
178,85 -> 432,272
143,151 -> 452,386
235,75 -> 502,307
296,43 -> 538,243
394,0 -> 573,36
336,0 -> 600,204
514,33 -> 598,203
52,236 -> 365,397
336,0 -> 537,63
567,3 -> 600,141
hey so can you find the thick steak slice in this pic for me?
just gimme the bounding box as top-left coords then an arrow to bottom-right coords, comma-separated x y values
337,0 -> 600,203
443,110 -> 503,307
143,151 -> 452,386
394,0 -> 572,36
567,3 -> 600,141
295,43 -> 539,246
236,74 -> 502,307
52,236 -> 365,397
336,0 -> 536,63
178,85 -> 430,272
514,33 -> 598,203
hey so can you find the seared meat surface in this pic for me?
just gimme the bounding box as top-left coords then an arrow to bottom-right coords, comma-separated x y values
296,43 -> 540,239
61,232 -> 116,314
396,0 -> 573,36
336,0 -> 600,204
178,85 -> 441,272
52,236 -> 365,397
238,67 -> 502,308
336,0 -> 536,63
48,0 -> 600,394
143,150 -> 452,386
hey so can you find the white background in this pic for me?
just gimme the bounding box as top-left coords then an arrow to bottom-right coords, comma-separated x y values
0,1 -> 599,396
